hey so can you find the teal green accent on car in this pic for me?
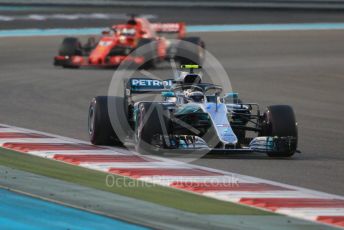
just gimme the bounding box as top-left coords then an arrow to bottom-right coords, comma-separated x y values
225,92 -> 239,99
175,104 -> 204,115
161,91 -> 175,97
134,108 -> 139,121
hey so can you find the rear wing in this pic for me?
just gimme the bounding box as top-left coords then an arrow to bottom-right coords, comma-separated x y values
125,78 -> 174,95
151,22 -> 185,38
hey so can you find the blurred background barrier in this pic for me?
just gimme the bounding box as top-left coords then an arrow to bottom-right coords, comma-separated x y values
1,0 -> 344,10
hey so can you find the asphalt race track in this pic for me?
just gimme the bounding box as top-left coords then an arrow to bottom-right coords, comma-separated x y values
0,8 -> 344,196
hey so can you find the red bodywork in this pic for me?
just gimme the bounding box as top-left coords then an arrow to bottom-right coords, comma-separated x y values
54,17 -> 186,68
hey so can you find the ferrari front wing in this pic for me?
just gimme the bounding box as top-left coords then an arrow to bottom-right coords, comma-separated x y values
54,55 -> 145,67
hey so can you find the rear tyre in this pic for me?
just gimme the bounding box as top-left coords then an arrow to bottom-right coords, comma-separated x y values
58,37 -> 83,68
137,38 -> 158,69
177,37 -> 205,65
88,96 -> 124,146
135,102 -> 170,154
262,105 -> 298,157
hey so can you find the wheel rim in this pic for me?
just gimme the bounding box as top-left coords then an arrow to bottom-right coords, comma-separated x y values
198,45 -> 204,60
88,105 -> 95,135
136,106 -> 144,140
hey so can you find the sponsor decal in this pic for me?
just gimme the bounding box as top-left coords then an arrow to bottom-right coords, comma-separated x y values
152,23 -> 180,32
130,79 -> 173,90
99,41 -> 112,46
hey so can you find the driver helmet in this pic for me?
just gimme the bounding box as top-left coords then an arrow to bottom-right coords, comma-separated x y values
176,72 -> 202,84
185,90 -> 204,103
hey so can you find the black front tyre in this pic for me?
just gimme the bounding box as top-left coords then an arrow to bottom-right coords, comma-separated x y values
135,102 -> 171,154
59,37 -> 83,56
83,37 -> 97,55
58,37 -> 83,68
88,96 -> 124,146
261,105 -> 298,157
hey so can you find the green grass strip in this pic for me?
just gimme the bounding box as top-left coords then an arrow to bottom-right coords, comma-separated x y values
0,147 -> 272,215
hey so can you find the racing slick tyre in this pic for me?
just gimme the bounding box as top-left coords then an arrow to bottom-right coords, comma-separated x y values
88,96 -> 125,146
83,37 -> 97,55
137,38 -> 158,69
135,102 -> 171,154
177,37 -> 205,65
58,37 -> 83,68
262,105 -> 298,157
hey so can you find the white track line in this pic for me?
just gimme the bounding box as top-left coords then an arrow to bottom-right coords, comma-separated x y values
0,138 -> 75,144
205,191 -> 323,202
140,175 -> 248,186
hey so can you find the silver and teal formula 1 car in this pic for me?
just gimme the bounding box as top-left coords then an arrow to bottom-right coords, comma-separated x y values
88,65 -> 298,157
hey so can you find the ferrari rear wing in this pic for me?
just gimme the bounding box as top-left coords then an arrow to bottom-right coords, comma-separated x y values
151,22 -> 185,38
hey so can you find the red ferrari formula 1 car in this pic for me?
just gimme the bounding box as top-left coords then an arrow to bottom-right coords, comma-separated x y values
54,15 -> 205,69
